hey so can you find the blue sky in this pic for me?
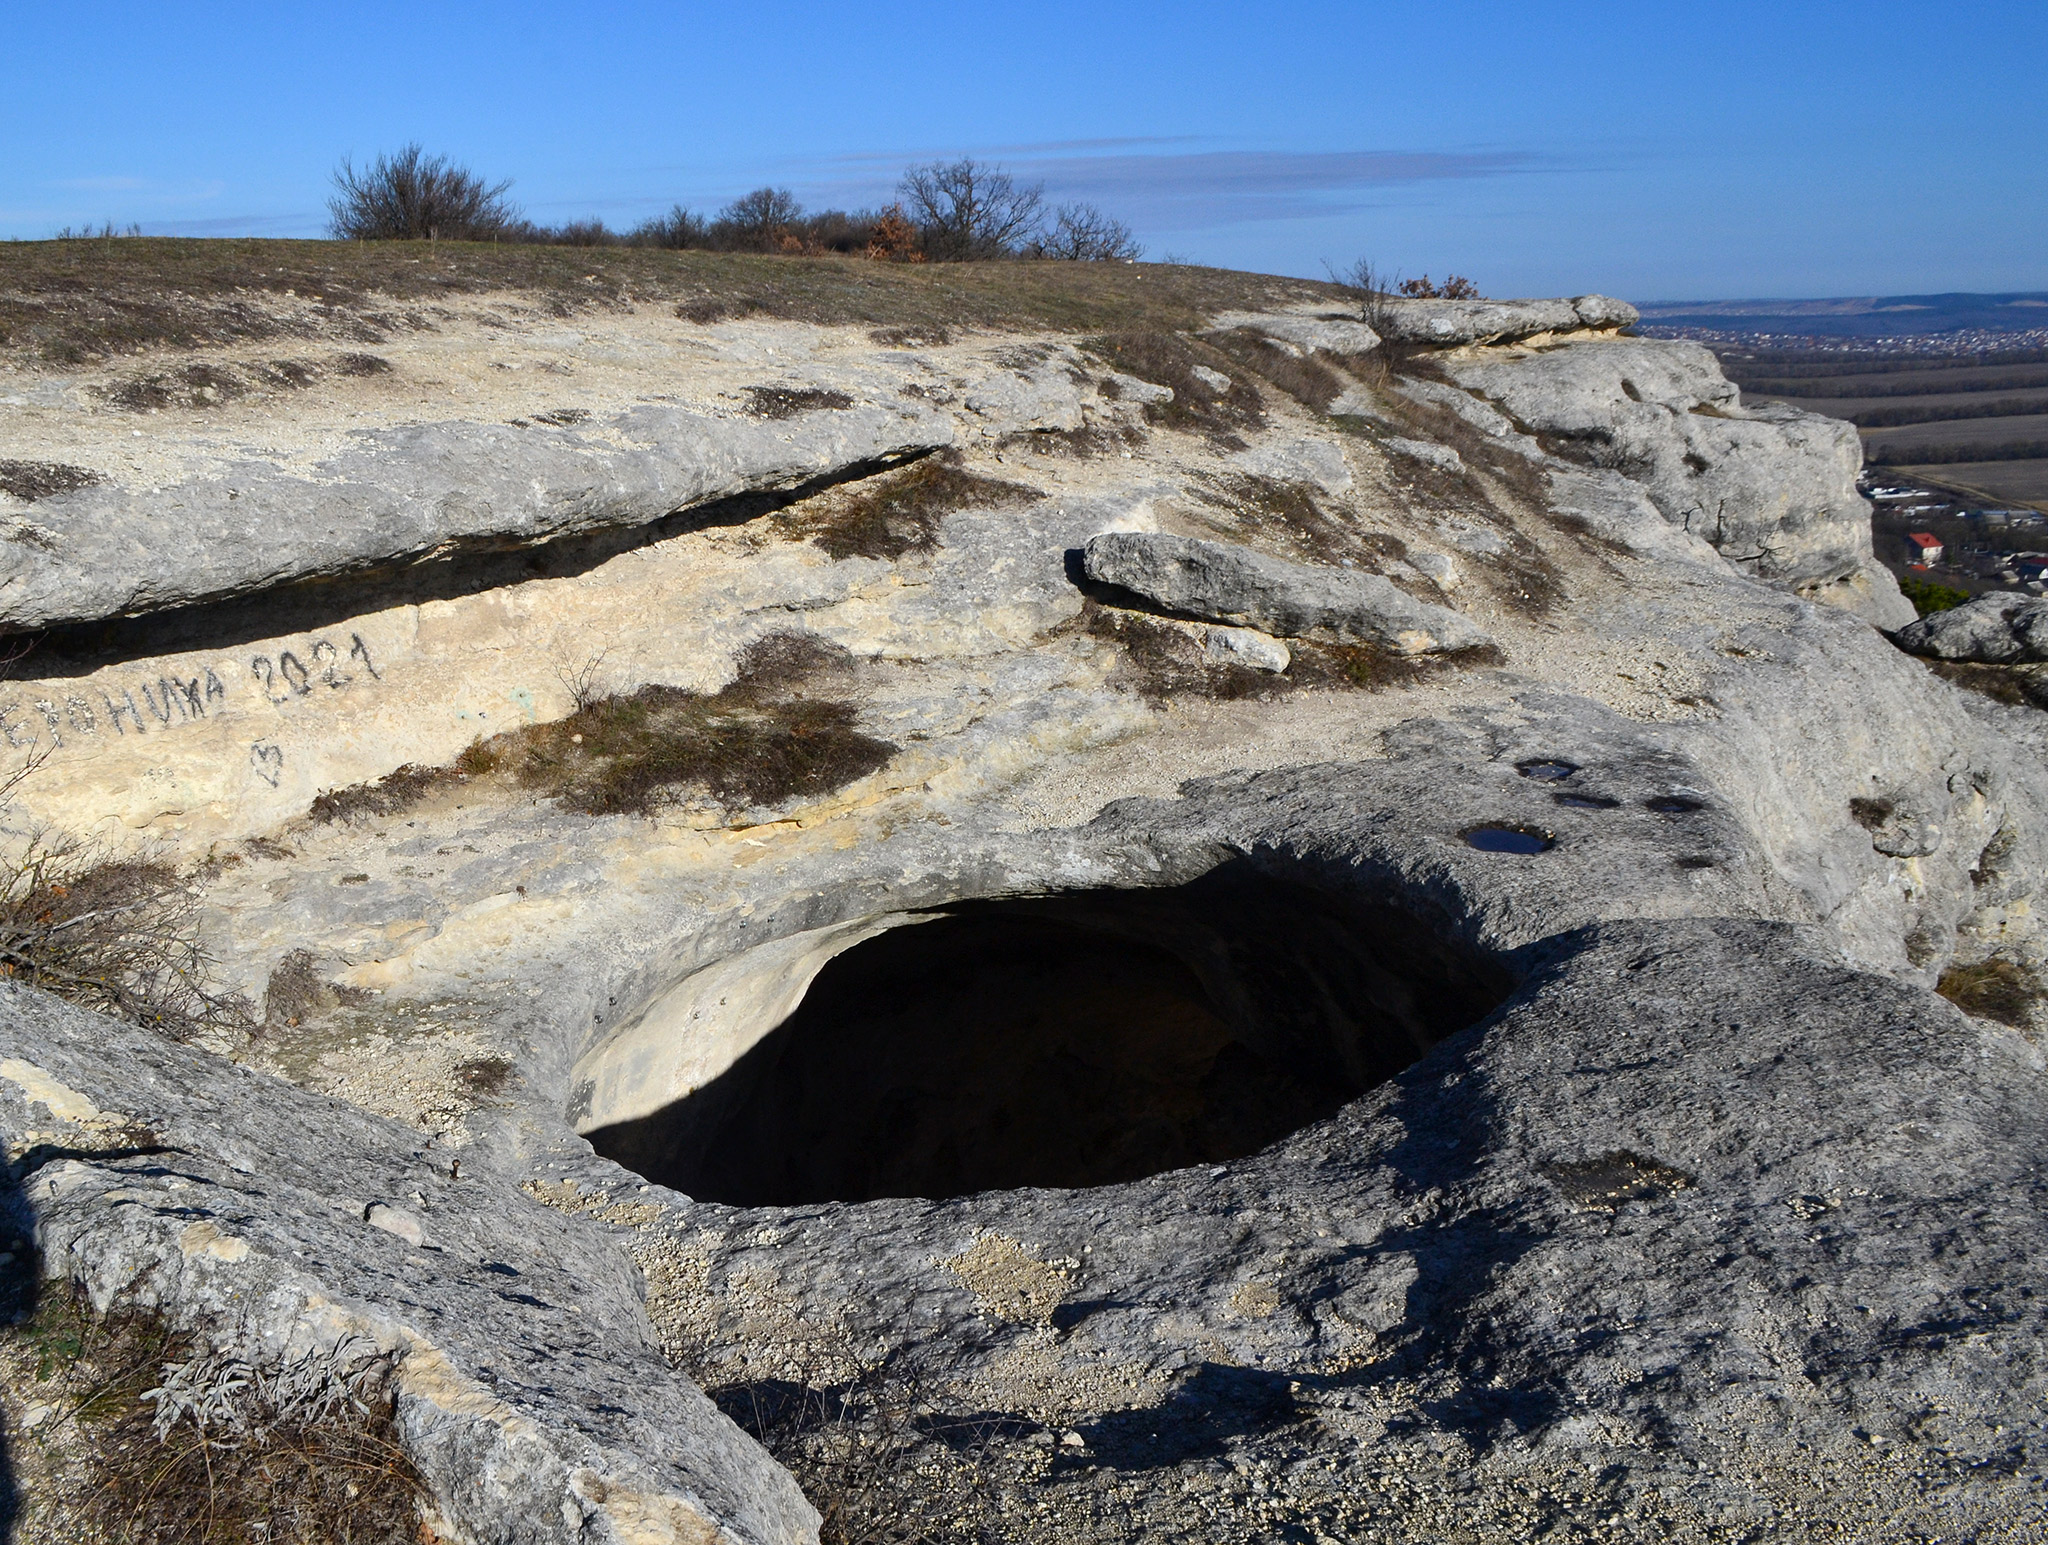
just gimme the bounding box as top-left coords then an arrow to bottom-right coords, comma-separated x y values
4,1 -> 2043,301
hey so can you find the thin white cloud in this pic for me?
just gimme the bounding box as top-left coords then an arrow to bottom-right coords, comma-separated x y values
775,146 -> 1543,232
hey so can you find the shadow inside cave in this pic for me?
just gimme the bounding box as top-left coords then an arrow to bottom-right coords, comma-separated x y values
588,862 -> 1512,1206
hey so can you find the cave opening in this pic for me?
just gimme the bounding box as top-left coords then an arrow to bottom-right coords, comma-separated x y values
584,864 -> 1511,1206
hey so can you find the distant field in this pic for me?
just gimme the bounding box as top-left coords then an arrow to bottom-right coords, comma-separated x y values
1890,460 -> 2048,509
1711,343 -> 2048,514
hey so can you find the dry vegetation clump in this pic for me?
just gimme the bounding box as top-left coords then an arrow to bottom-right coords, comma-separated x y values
505,632 -> 895,817
1081,332 -> 1265,437
261,948 -> 370,1030
0,830 -> 251,1044
0,460 -> 104,503
1290,638 -> 1506,690
96,353 -> 395,413
1080,603 -> 1285,704
1195,474 -> 1423,579
0,238 -> 1342,369
1918,657 -> 2048,711
778,453 -> 1041,560
1204,328 -> 1349,412
1937,957 -> 2044,1027
1078,601 -> 1501,703
309,760 -> 474,824
743,385 -> 854,419
4,1284 -> 427,1544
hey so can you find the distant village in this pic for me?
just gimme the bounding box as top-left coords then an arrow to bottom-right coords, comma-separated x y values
1862,471 -> 2048,595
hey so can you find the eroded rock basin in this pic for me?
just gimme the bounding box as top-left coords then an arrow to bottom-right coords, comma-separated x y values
585,867 -> 1510,1205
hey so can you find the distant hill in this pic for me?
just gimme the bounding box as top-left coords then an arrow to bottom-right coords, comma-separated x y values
1638,292 -> 2048,337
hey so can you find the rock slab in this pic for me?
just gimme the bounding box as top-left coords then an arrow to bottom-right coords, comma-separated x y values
1082,532 -> 1491,654
1895,591 -> 2048,663
0,400 -> 952,633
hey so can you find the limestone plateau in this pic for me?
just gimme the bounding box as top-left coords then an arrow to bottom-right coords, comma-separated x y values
0,251 -> 2044,1544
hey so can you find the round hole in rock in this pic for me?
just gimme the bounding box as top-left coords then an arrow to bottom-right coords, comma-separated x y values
1554,792 -> 1619,810
1516,758 -> 1579,781
1462,824 -> 1555,854
581,863 -> 1511,1206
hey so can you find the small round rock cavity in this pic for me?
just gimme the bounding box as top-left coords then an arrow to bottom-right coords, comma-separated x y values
1462,825 -> 1556,854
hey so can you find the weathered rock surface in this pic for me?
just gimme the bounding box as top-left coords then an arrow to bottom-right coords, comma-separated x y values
1373,294 -> 1638,345
1895,591 -> 2048,662
0,399 -> 951,632
1207,311 -> 1383,355
1082,532 -> 1493,654
1440,337 -> 1916,626
4,269 -> 2047,1543
0,984 -> 820,1545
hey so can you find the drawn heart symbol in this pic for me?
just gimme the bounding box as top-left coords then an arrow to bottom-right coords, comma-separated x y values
249,742 -> 284,787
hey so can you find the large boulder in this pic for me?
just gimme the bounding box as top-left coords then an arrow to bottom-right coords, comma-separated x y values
0,399 -> 952,633
1081,532 -> 1492,654
0,983 -> 820,1545
1440,337 -> 1917,627
1894,592 -> 2048,663
1374,294 -> 1638,345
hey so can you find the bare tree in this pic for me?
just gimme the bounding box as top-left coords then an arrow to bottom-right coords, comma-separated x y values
897,159 -> 1044,261
628,204 -> 709,249
1034,203 -> 1141,261
714,187 -> 804,252
328,144 -> 520,241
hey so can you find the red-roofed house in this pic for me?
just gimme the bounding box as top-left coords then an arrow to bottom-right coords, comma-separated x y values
1907,532 -> 1944,566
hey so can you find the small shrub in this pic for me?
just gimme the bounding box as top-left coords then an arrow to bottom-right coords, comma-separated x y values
1899,574 -> 1971,615
327,143 -> 520,241
309,762 -> 457,824
513,632 -> 896,816
1398,274 -> 1479,299
744,385 -> 854,419
262,948 -> 369,1029
11,1285 -> 426,1544
863,205 -> 924,263
1937,957 -> 2043,1027
1084,332 -> 1264,436
0,833 -> 251,1043
779,453 -> 1040,561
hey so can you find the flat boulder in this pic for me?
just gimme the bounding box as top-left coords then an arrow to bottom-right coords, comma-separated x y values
1375,294 -> 1639,345
0,399 -> 952,633
1082,532 -> 1492,654
1895,592 -> 2048,663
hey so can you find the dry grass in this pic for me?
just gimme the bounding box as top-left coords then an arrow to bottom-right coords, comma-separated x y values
1204,328 -> 1349,412
1918,657 -> 2048,711
1082,331 -> 1264,438
777,453 -> 1040,560
0,829 -> 251,1044
506,632 -> 894,816
96,353 -> 391,413
0,238 -> 1344,368
6,1285 -> 426,1544
1937,957 -> 2044,1027
1078,601 -> 1500,703
261,948 -> 370,1030
0,461 -> 105,502
309,762 -> 462,824
743,385 -> 854,419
